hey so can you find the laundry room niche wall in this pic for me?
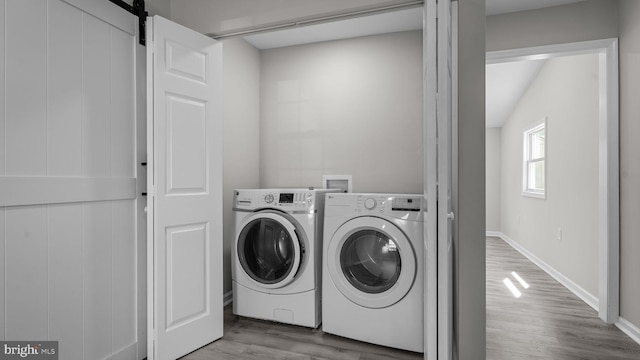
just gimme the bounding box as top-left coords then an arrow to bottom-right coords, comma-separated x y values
258,30 -> 423,193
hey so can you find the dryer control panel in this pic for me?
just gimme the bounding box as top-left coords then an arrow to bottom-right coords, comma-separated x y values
326,193 -> 423,221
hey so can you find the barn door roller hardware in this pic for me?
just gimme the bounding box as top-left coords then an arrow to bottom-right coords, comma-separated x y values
109,0 -> 148,45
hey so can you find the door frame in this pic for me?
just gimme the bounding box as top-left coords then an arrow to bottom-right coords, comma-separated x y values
486,38 -> 620,324
424,0 -> 456,358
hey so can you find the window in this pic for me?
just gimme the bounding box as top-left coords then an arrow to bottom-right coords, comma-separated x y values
523,118 -> 546,198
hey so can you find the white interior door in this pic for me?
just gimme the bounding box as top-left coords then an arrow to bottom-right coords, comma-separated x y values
437,1 -> 456,359
423,2 -> 438,359
147,15 -> 223,360
424,0 -> 455,359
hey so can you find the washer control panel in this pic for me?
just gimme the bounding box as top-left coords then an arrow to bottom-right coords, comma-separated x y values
264,193 -> 275,204
262,191 -> 312,207
234,188 -> 329,212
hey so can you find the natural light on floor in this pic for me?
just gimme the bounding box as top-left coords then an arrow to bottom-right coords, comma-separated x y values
511,271 -> 530,289
503,271 -> 530,298
502,278 -> 522,298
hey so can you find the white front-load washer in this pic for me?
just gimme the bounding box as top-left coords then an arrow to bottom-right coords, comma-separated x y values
322,193 -> 424,353
232,188 -> 338,328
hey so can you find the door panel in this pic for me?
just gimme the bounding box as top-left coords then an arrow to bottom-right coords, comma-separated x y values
147,15 -> 223,360
5,0 -> 47,176
47,0 -> 82,176
165,41 -> 207,82
166,223 -> 209,330
166,95 -> 208,193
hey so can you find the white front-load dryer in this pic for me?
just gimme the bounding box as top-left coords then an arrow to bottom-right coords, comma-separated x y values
322,193 -> 424,353
232,188 -> 338,328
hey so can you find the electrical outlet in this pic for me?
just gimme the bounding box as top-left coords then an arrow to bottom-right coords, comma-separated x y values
557,228 -> 563,241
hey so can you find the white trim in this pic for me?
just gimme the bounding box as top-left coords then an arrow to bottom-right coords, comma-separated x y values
0,176 -> 136,207
223,290 -> 233,306
145,16 -> 156,360
616,317 -> 640,347
598,39 -> 620,324
488,232 -> 599,311
487,37 -> 619,324
486,39 -> 619,64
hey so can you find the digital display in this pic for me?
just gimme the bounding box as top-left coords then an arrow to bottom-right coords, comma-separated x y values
392,197 -> 421,211
279,193 -> 294,203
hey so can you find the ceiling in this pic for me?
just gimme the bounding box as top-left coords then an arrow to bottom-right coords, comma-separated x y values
242,0 -> 584,128
486,60 -> 545,128
243,0 -> 587,49
244,8 -> 422,50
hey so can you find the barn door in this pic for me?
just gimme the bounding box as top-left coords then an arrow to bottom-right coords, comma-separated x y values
146,15 -> 223,360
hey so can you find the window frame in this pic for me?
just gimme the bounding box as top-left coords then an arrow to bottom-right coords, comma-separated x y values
522,118 -> 547,199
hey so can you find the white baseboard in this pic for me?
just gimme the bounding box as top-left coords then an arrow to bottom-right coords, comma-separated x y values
224,290 -> 233,306
616,317 -> 640,346
487,231 -> 599,311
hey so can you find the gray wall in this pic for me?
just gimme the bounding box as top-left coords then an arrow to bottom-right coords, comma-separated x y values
222,38 -> 261,295
456,0 -> 486,358
146,0 -> 170,18
486,0 -> 618,52
500,54 -> 600,297
259,31 -> 423,192
485,128 -> 501,232
618,0 -> 640,330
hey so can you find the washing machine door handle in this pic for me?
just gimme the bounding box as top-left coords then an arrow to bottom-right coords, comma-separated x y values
236,212 -> 302,289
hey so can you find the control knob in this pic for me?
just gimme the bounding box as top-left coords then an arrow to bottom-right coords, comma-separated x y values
364,198 -> 376,210
264,194 -> 275,204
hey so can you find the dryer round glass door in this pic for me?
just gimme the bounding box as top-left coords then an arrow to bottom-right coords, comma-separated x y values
340,230 -> 401,294
327,217 -> 416,309
237,212 -> 302,289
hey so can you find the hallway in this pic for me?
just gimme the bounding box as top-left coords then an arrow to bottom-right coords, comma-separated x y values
486,236 -> 640,359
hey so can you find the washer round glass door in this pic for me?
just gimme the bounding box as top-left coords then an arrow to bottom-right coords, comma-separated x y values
237,212 -> 301,289
327,217 -> 416,309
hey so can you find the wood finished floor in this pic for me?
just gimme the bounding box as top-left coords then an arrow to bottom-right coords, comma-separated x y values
180,307 -> 423,360
182,237 -> 640,359
486,236 -> 640,360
